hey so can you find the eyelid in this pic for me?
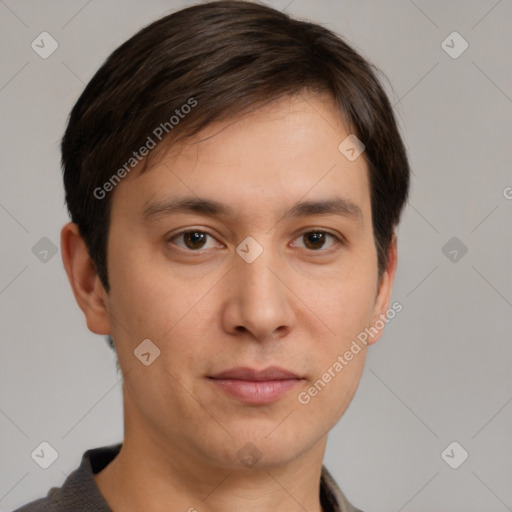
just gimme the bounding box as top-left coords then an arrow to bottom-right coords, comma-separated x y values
166,227 -> 216,241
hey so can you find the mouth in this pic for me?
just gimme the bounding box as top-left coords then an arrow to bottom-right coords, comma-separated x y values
208,366 -> 303,405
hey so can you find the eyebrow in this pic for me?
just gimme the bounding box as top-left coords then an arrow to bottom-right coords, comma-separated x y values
142,196 -> 362,223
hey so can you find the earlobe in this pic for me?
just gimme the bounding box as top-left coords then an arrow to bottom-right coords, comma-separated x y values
366,234 -> 398,346
61,222 -> 111,335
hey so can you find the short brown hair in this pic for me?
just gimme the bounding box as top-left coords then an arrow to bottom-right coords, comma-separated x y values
62,0 -> 410,293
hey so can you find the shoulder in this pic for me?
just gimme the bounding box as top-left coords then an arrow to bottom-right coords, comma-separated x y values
11,443 -> 121,512
12,497 -> 49,512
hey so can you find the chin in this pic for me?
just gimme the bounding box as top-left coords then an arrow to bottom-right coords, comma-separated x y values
205,427 -> 317,470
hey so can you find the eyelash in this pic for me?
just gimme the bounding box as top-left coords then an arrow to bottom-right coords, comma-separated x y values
166,228 -> 345,253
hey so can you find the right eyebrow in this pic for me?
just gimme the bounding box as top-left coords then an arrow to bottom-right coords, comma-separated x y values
142,196 -> 234,221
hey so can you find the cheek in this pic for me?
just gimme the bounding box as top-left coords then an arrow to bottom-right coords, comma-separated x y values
302,256 -> 378,344
295,247 -> 377,395
297,360 -> 366,434
333,278 -> 377,341
307,284 -> 374,381
295,278 -> 375,422
107,237 -> 178,330
107,248 -> 220,373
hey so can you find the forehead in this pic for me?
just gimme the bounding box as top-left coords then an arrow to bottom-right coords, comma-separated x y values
112,93 -> 371,223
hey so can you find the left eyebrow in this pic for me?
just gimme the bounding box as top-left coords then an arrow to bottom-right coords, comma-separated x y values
142,196 -> 362,223
284,198 -> 362,222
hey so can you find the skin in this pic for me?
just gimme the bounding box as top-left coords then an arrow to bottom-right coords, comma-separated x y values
61,92 -> 397,512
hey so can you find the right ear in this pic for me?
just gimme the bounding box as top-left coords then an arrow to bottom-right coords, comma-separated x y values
60,222 -> 111,335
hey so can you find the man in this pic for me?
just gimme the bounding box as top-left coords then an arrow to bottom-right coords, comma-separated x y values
16,1 -> 410,510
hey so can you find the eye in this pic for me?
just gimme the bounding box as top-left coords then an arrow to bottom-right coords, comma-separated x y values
291,230 -> 342,252
167,229 -> 221,251
167,229 -> 343,253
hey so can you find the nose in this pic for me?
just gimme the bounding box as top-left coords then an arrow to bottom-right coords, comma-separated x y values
220,247 -> 296,342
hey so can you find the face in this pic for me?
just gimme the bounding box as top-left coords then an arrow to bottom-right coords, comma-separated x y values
94,93 -> 395,470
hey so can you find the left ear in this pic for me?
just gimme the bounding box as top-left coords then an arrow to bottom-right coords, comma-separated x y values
366,233 -> 398,346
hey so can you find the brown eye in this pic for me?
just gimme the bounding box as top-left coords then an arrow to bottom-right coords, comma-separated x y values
292,230 -> 340,252
169,230 -> 217,251
303,231 -> 326,250
183,231 -> 207,249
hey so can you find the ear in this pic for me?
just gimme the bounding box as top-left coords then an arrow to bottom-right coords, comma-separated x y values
61,222 -> 111,335
366,233 -> 398,346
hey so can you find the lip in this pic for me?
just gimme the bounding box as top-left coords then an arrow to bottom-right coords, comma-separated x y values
208,366 -> 302,404
210,366 -> 300,381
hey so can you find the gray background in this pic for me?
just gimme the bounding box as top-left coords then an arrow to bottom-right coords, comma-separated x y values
1,1 -> 511,511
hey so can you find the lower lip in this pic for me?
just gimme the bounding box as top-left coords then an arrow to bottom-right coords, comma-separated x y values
209,378 -> 301,404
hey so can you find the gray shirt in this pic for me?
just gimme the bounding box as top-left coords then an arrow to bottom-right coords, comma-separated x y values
14,444 -> 363,512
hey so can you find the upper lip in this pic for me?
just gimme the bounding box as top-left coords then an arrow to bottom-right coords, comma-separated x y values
209,366 -> 301,381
